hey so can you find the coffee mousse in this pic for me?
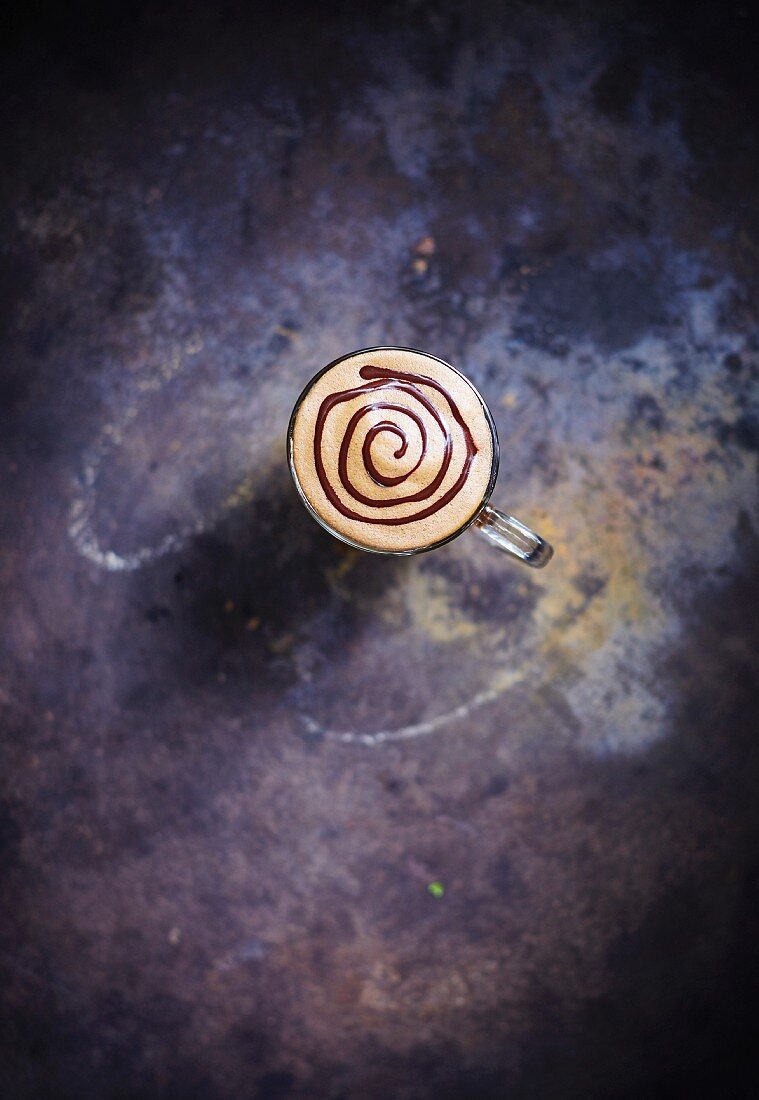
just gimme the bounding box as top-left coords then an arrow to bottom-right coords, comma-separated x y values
289,348 -> 496,553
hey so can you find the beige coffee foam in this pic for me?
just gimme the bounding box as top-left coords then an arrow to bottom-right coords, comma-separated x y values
291,348 -> 495,552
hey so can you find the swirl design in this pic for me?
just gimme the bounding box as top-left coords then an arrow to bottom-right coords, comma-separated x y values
314,364 -> 478,525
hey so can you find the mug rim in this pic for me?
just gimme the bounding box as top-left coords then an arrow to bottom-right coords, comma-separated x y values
286,345 -> 501,557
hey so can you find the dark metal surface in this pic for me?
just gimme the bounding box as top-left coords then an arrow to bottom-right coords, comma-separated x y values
2,3 -> 758,1097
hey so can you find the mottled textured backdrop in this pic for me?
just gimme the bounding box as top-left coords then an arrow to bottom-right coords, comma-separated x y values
2,2 -> 758,1097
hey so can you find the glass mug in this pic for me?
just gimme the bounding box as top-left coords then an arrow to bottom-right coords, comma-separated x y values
287,346 -> 553,567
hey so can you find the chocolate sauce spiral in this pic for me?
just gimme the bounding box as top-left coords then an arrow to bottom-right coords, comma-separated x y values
314,364 -> 478,526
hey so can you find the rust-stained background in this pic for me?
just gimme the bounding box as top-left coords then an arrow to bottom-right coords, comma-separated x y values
2,2 -> 758,1097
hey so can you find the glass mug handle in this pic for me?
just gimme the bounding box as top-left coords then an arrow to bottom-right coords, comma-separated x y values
471,504 -> 553,567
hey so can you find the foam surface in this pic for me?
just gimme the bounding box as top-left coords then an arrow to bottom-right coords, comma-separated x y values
291,348 -> 495,552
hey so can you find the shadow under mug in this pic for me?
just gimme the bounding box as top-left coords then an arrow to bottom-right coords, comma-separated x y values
287,346 -> 553,568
